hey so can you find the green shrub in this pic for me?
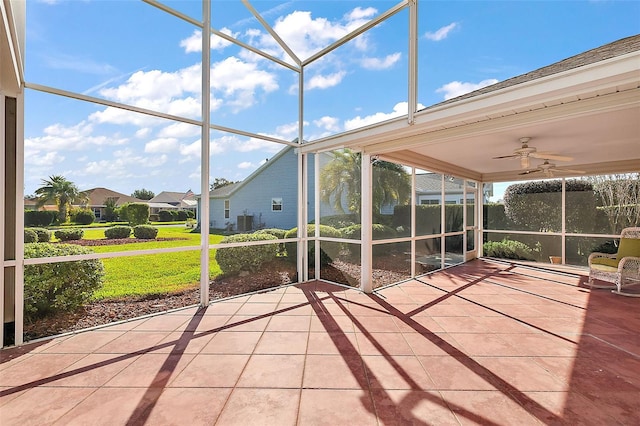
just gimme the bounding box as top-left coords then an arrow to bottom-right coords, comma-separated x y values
340,224 -> 397,258
176,210 -> 188,221
255,228 -> 287,255
29,227 -> 51,242
104,225 -> 132,239
284,224 -> 342,267
71,209 -> 95,225
120,202 -> 150,226
215,233 -> 278,275
158,210 -> 174,222
149,214 -> 159,222
254,228 -> 287,239
24,228 -> 37,243
185,210 -> 195,219
24,210 -> 58,227
24,243 -> 104,320
54,228 -> 84,241
483,239 -> 535,261
133,224 -> 158,239
319,214 -> 359,229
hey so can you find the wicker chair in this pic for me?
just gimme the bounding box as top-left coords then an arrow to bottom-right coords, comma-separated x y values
587,227 -> 640,297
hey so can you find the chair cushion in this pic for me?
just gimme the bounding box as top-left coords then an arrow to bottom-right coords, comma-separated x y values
590,263 -> 619,273
591,257 -> 620,268
616,238 -> 640,261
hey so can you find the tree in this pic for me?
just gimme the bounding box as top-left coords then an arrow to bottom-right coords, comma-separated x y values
319,149 -> 411,217
119,202 -> 150,226
211,177 -> 238,190
586,173 -> 640,234
103,197 -> 119,222
35,175 -> 86,223
131,188 -> 155,200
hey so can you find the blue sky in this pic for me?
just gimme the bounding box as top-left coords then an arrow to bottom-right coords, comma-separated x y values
23,0 -> 640,198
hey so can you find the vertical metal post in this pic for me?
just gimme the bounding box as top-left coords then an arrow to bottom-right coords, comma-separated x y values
297,67 -> 307,282
0,95 -> 5,347
14,95 -> 24,345
313,151 -> 320,278
199,0 -> 211,307
561,178 -> 566,264
478,182 -> 485,258
408,0 -> 418,125
410,167 -> 416,277
441,174 -> 446,269
361,152 -> 373,293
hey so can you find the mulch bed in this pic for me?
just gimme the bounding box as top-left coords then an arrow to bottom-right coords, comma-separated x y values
23,241 -> 411,341
60,237 -> 186,246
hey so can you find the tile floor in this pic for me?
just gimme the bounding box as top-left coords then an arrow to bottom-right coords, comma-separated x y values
1,259 -> 638,425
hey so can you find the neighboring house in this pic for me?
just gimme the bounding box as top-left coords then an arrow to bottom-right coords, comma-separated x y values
199,146 -> 323,231
414,174 -> 492,205
198,147 -> 493,231
148,191 -> 198,217
79,188 -> 143,221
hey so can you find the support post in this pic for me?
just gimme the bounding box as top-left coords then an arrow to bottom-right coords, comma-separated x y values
199,0 -> 211,307
361,153 -> 373,293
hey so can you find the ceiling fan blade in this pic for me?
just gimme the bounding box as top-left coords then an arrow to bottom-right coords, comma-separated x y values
518,169 -> 540,175
530,152 -> 573,162
492,154 -> 519,159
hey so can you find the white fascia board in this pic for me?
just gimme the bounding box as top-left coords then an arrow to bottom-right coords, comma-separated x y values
299,52 -> 640,155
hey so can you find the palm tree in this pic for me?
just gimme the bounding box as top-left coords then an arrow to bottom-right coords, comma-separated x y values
319,149 -> 411,217
35,175 -> 85,223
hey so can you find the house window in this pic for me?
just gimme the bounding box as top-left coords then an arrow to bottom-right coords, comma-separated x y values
420,199 -> 439,205
272,198 -> 283,212
93,208 -> 101,219
224,199 -> 230,219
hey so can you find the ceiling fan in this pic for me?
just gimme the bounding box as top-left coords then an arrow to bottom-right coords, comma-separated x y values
493,137 -> 573,169
519,160 -> 585,178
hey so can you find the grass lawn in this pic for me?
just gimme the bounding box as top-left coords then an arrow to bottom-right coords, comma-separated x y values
74,226 -> 225,300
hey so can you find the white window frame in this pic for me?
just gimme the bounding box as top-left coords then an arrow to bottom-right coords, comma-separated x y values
224,199 -> 230,219
272,197 -> 283,212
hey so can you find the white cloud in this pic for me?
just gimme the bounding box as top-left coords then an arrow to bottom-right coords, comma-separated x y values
275,121 -> 308,141
24,150 -> 65,166
345,7 -> 377,21
254,7 -> 378,62
344,101 -> 425,131
180,28 -> 236,53
158,122 -> 201,139
25,121 -> 128,153
135,128 -> 151,138
436,79 -> 498,100
313,116 -> 341,132
144,138 -> 179,153
424,22 -> 459,41
236,137 -> 286,153
307,71 -> 346,90
360,53 -> 401,70
237,161 -> 253,169
212,56 -> 278,93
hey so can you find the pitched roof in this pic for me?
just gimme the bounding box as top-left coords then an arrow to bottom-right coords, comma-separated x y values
81,187 -> 142,206
427,34 -> 640,110
207,146 -> 294,198
209,182 -> 242,198
149,191 -> 194,204
415,174 -> 465,193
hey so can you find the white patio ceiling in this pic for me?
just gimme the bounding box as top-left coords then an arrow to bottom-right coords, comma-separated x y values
302,44 -> 640,182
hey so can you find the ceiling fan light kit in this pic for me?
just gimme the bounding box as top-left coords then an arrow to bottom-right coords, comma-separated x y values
494,137 -> 575,170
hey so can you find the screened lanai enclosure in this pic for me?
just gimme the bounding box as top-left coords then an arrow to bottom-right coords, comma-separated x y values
1,0 -> 639,346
